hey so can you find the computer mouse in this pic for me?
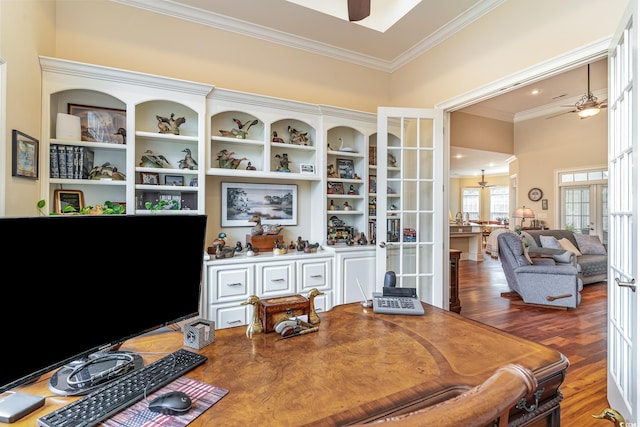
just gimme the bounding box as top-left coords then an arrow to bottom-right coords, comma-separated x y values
148,391 -> 192,415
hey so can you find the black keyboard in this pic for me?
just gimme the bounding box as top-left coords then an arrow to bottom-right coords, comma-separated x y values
37,348 -> 207,427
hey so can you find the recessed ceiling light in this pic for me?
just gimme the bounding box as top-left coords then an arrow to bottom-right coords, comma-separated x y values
286,0 -> 422,33
530,89 -> 540,95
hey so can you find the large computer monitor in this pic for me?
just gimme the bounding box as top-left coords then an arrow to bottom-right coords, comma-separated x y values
0,214 -> 207,395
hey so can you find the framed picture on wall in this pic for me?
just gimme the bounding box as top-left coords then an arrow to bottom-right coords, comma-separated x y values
222,182 -> 297,226
337,158 -> 355,179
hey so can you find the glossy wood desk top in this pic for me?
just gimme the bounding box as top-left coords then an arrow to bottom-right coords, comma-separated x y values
6,303 -> 568,427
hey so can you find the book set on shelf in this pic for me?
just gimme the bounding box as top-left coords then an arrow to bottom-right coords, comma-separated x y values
50,144 -> 94,179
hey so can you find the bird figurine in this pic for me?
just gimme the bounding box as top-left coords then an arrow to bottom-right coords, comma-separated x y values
234,241 -> 243,252
139,149 -> 171,168
156,113 -> 185,135
287,125 -> 310,145
272,131 -> 285,143
246,161 -> 256,170
327,164 -> 339,178
593,408 -> 626,426
240,295 -> 263,337
113,127 -> 126,144
220,118 -> 258,139
308,288 -> 325,324
213,232 -> 228,248
249,215 -> 283,236
228,156 -> 248,169
275,153 -> 291,172
178,147 -> 198,170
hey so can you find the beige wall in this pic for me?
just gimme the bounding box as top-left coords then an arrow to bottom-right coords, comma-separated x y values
514,109 -> 607,228
0,0 -> 626,220
451,112 -> 513,154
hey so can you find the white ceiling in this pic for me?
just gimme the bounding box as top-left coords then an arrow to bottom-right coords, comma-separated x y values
116,0 -> 608,178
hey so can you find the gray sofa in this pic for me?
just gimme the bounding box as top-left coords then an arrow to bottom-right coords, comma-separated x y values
497,232 -> 583,309
523,229 -> 607,285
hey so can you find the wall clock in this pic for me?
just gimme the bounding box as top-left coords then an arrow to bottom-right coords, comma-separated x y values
528,188 -> 543,202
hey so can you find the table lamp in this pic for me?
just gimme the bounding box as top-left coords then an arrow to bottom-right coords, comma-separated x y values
512,205 -> 535,229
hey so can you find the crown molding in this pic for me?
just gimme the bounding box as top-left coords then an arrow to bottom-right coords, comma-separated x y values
112,0 -> 504,73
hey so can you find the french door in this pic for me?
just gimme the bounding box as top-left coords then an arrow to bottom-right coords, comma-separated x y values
608,1 -> 638,421
375,107 -> 445,308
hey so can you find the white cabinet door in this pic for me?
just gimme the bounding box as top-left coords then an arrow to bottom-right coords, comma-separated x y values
375,107 -> 445,308
334,248 -> 375,305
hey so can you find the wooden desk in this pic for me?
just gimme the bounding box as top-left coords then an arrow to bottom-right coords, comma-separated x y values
8,304 -> 568,427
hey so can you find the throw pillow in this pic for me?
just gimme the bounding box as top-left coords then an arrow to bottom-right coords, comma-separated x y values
558,238 -> 582,256
574,233 -> 607,255
520,231 -> 538,248
540,235 -> 562,249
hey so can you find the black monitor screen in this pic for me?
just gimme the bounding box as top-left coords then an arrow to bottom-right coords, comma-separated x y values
0,214 -> 207,394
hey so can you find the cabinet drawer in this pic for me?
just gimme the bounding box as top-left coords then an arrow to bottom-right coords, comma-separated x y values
256,262 -> 294,296
297,258 -> 332,292
208,265 -> 253,302
210,303 -> 249,330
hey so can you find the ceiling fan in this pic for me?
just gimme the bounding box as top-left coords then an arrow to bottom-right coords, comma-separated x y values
347,0 -> 370,21
476,170 -> 495,189
547,63 -> 608,119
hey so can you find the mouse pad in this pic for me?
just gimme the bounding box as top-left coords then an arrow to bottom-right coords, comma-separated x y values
102,377 -> 229,427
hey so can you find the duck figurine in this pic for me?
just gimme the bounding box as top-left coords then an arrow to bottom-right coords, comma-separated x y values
240,295 -> 263,337
178,148 -> 198,170
593,408 -> 626,426
272,131 -> 285,143
213,232 -> 228,248
308,288 -> 325,324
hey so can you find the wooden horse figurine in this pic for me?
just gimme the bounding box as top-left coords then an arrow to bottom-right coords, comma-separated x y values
308,288 -> 325,324
241,295 -> 263,337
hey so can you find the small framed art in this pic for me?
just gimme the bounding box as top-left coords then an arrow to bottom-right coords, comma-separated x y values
54,189 -> 84,213
542,199 -> 548,210
328,182 -> 344,194
165,175 -> 184,186
68,104 -> 126,144
337,158 -> 355,179
140,172 -> 160,185
300,163 -> 315,174
12,130 -> 39,179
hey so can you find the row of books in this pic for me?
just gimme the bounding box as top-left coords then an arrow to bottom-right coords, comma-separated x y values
50,145 -> 95,179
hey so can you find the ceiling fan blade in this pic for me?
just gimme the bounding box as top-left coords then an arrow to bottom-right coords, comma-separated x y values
545,110 -> 577,119
348,0 -> 370,21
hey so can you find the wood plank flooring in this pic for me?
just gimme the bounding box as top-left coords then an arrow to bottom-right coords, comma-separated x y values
457,253 -> 609,427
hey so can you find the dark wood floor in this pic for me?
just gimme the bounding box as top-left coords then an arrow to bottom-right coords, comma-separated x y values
457,253 -> 609,427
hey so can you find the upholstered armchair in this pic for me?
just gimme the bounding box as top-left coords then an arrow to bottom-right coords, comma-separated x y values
497,232 -> 583,309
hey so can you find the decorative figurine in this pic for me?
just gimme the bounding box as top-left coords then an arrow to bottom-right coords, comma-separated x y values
241,295 -> 263,337
296,236 -> 305,252
139,149 -> 171,168
219,118 -> 258,139
213,232 -> 227,248
287,125 -> 310,145
327,183 -> 333,194
156,113 -> 185,135
308,288 -> 325,324
178,148 -> 198,170
216,149 -> 247,169
358,232 -> 368,246
246,161 -> 256,170
387,152 -> 398,167
249,214 -> 283,236
343,201 -> 351,211
235,241 -> 243,252
272,131 -> 285,143
275,153 -> 291,172
113,127 -> 126,144
246,243 -> 256,256
348,185 -> 357,195
327,164 -> 339,178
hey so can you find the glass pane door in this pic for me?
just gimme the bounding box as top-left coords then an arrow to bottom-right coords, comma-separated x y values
375,107 -> 444,307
